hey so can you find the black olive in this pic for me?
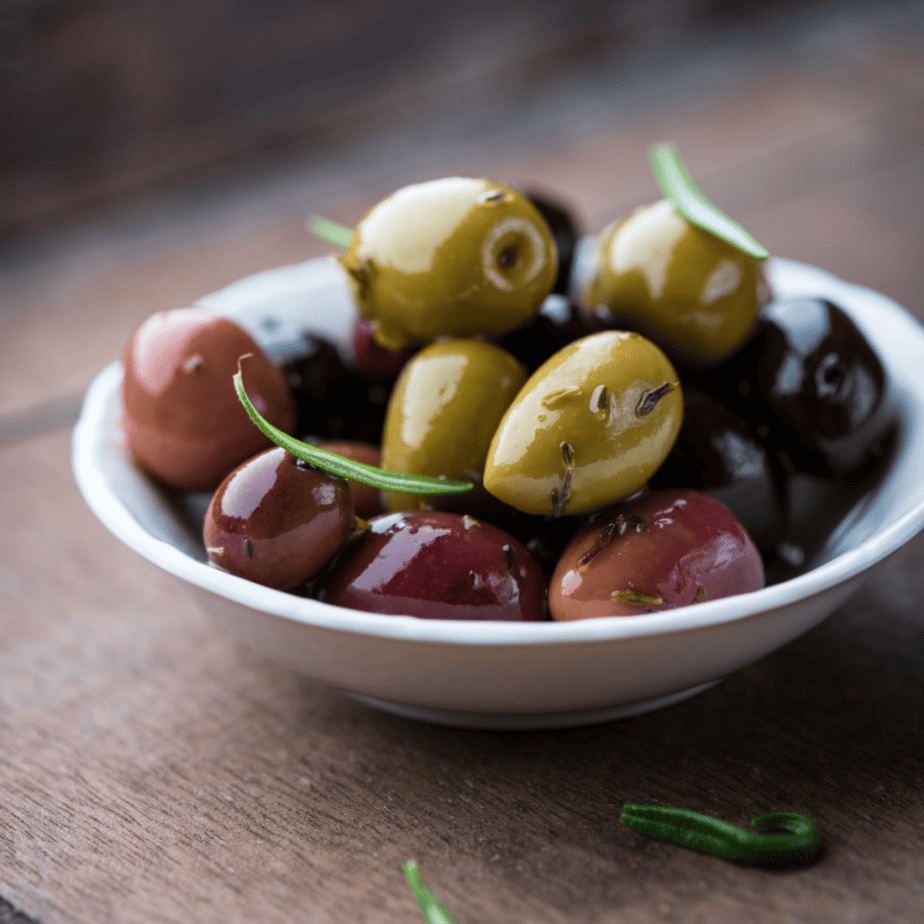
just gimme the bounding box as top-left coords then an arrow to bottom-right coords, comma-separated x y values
494,294 -> 604,373
649,389 -> 786,557
687,298 -> 892,476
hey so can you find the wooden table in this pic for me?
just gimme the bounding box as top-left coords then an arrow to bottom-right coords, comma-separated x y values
2,9 -> 924,922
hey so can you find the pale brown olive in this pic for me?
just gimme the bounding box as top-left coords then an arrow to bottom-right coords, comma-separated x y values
204,447 -> 354,590
122,309 -> 295,491
549,488 -> 765,620
338,178 -> 557,350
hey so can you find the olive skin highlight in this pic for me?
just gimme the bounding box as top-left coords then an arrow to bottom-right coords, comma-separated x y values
584,199 -> 769,367
338,177 -> 557,351
483,330 -> 683,517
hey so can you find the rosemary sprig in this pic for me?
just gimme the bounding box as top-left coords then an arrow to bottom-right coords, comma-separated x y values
621,804 -> 821,865
308,215 -> 353,248
404,862 -> 458,924
234,369 -> 473,496
649,144 -> 769,260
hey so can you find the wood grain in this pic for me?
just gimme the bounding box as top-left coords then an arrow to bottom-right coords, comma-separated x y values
2,430 -> 924,922
1,7 -> 924,923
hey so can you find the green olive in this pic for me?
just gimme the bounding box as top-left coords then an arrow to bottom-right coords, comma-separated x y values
483,331 -> 683,516
583,200 -> 770,366
381,339 -> 527,512
338,178 -> 557,351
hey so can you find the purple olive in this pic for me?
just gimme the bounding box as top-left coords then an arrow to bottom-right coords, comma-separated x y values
648,388 -> 785,556
549,488 -> 765,620
351,316 -> 417,382
204,447 -> 354,590
318,510 -> 548,621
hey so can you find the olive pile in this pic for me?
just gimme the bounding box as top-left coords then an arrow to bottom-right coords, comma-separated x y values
120,172 -> 893,622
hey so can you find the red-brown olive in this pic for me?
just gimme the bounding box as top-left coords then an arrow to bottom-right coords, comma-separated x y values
648,388 -> 786,557
122,308 -> 295,491
351,316 -> 417,382
316,440 -> 386,520
318,511 -> 548,621
204,447 -> 354,590
549,488 -> 765,620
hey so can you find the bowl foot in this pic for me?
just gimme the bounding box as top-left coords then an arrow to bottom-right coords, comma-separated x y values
343,679 -> 723,730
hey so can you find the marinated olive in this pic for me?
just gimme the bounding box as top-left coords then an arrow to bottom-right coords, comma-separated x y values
483,330 -> 683,516
494,293 -> 605,373
381,339 -> 528,512
316,440 -> 386,519
549,488 -> 765,620
648,388 -> 785,556
351,316 -> 416,383
583,200 -> 770,366
204,447 -> 354,590
338,177 -> 557,350
283,334 -> 388,443
689,297 -> 891,475
318,511 -> 547,621
122,308 -> 296,491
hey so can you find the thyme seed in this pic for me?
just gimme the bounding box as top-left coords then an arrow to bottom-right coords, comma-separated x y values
612,589 -> 663,607
636,382 -> 675,416
503,543 -> 514,575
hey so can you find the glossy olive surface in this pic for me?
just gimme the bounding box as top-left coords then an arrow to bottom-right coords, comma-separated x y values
495,294 -> 605,373
316,440 -> 386,520
204,447 -> 354,590
318,511 -> 547,621
122,308 -> 295,491
338,177 -> 557,350
549,488 -> 765,620
649,388 -> 785,556
382,339 -> 527,512
690,297 -> 891,475
524,190 -> 579,295
583,199 -> 769,366
351,316 -> 417,383
484,330 -> 683,516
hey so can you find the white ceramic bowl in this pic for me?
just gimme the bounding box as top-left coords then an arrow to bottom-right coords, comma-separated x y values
73,257 -> 924,729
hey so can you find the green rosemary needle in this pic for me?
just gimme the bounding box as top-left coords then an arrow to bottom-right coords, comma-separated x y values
234,369 -> 473,496
404,862 -> 458,924
649,144 -> 769,261
621,804 -> 822,866
308,215 -> 353,248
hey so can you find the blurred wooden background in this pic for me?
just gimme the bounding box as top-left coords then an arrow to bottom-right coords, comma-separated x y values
1,0 -> 907,236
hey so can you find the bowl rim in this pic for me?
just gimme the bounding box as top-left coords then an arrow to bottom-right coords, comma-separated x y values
72,257 -> 924,648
